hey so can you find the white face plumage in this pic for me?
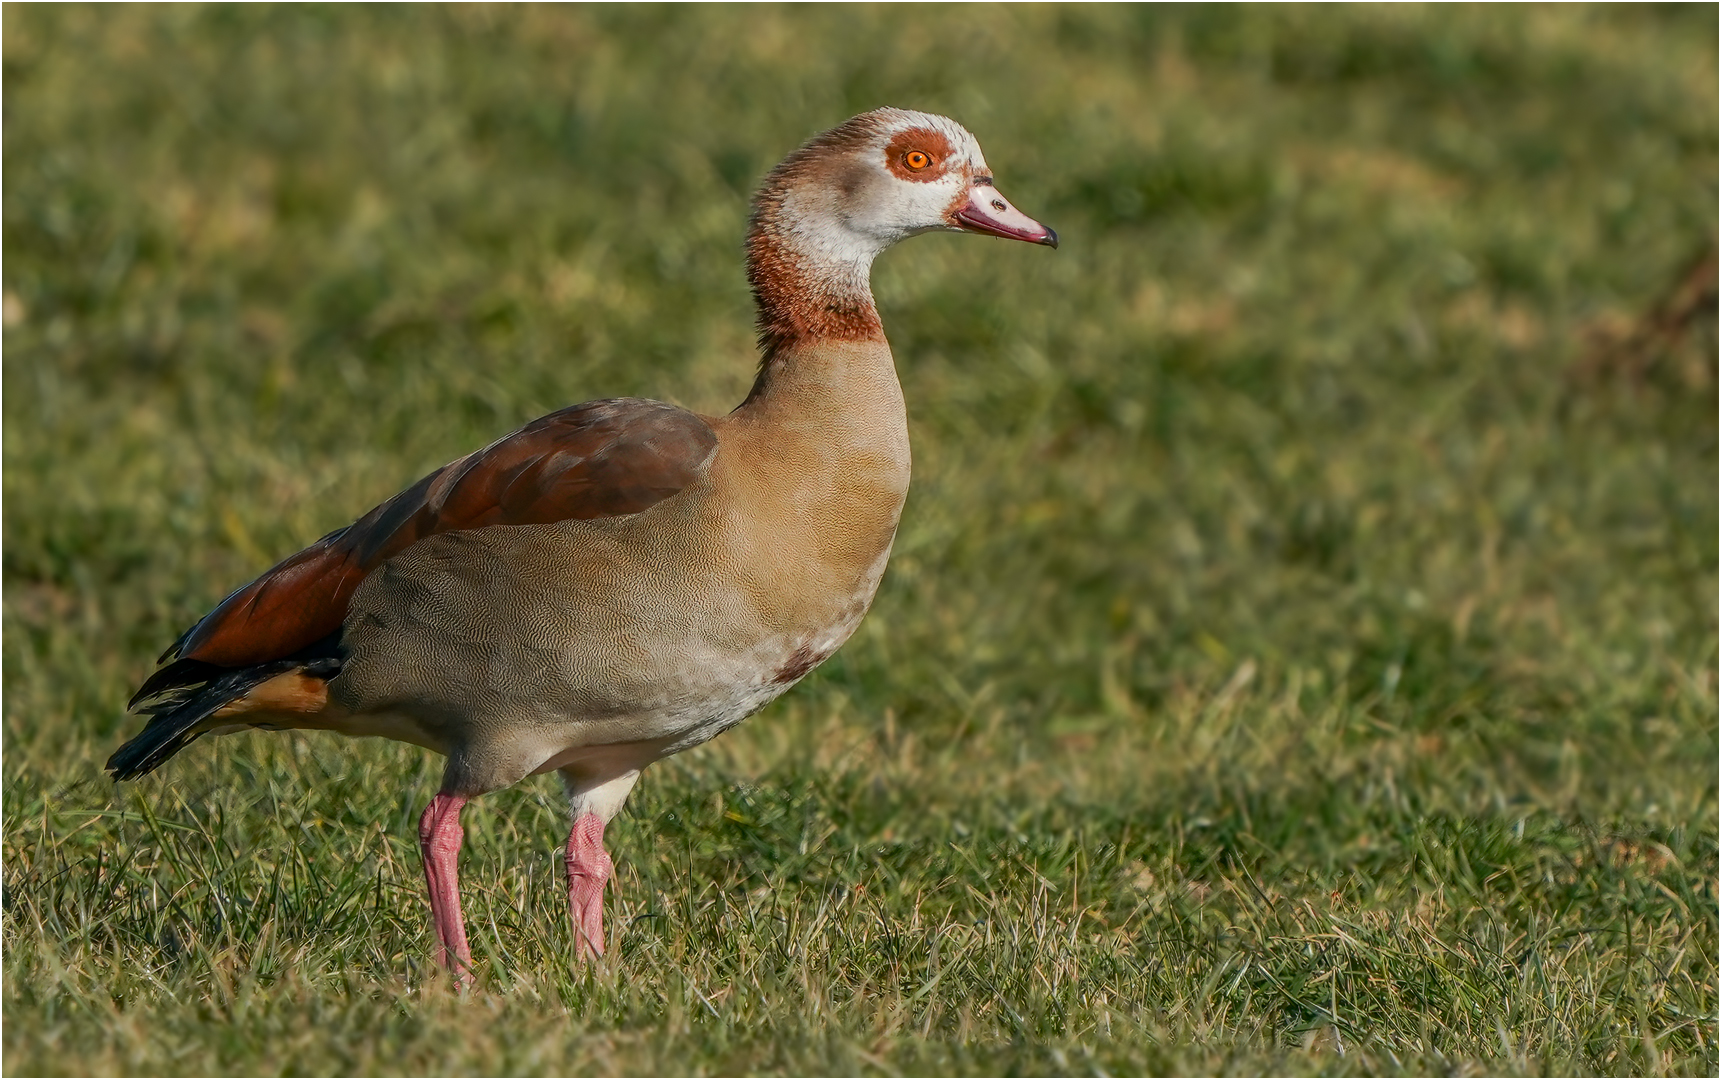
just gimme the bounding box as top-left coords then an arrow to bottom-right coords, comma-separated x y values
833,110 -> 989,247
753,108 -> 1056,299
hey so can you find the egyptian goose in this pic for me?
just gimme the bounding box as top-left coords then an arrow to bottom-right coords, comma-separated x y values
109,108 -> 1056,981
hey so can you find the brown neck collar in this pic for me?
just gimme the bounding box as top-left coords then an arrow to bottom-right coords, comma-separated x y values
740,191 -> 886,405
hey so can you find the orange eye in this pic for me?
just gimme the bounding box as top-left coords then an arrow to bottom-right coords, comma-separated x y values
904,150 -> 931,170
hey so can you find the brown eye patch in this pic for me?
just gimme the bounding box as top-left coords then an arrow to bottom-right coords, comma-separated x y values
885,128 -> 954,182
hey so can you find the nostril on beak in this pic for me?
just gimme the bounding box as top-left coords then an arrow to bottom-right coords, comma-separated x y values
991,199 -> 1007,212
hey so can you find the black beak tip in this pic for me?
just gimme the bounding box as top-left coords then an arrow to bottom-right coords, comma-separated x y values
1040,227 -> 1059,250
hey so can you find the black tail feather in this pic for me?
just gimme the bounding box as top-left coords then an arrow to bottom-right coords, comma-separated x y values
107,664 -> 297,781
106,713 -> 209,782
129,657 -> 228,710
111,639 -> 344,781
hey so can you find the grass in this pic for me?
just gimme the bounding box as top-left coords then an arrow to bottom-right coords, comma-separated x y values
3,4 -> 1716,1075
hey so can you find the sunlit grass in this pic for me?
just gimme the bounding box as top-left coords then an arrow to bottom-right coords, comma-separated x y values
4,5 -> 1716,1075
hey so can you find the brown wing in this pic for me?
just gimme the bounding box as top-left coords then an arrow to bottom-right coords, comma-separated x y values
134,398 -> 717,698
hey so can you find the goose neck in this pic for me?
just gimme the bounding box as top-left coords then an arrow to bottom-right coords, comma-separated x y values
743,189 -> 888,374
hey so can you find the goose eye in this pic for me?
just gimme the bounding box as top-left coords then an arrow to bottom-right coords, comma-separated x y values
904,150 -> 931,171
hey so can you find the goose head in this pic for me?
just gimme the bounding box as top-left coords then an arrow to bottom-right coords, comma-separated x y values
753,108 -> 1056,259
748,108 -> 1057,354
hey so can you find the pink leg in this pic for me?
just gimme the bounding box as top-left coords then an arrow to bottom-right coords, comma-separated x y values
418,792 -> 472,983
565,811 -> 613,959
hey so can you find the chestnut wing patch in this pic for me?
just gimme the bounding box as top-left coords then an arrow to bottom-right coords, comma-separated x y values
135,398 -> 717,698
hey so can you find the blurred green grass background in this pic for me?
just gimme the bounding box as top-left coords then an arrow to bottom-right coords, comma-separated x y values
3,5 -> 1716,1075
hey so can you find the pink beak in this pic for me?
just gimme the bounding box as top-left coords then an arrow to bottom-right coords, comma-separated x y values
952,183 -> 1058,248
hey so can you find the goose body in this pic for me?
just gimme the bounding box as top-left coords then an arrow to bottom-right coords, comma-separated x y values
333,337 -> 910,794
110,108 -> 1055,979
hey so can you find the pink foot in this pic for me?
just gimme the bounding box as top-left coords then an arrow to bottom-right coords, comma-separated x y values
565,812 -> 613,959
418,792 -> 472,985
